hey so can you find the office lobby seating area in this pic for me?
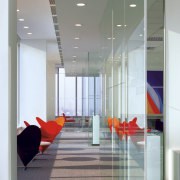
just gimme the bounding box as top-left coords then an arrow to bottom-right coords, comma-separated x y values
5,0 -> 180,179
17,126 -> 147,180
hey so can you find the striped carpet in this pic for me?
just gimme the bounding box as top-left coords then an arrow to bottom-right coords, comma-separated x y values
17,127 -> 144,180
17,128 -> 117,180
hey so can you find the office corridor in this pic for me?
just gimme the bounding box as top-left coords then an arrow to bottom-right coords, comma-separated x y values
17,128 -> 120,180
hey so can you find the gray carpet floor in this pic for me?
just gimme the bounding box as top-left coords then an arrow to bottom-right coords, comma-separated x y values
18,128 -> 110,180
17,127 -> 144,180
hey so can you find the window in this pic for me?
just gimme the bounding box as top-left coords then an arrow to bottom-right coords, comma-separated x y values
55,68 -> 102,116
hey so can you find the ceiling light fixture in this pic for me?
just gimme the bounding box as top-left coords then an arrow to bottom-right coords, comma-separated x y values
116,24 -> 122,27
24,26 -> 29,29
129,4 -> 137,7
75,24 -> 82,27
107,37 -> 115,40
74,46 -> 79,49
27,32 -> 32,35
73,56 -> 77,58
124,24 -> 127,27
17,9 -> 20,12
19,19 -> 24,21
76,3 -> 86,7
74,37 -> 80,40
139,34 -> 143,37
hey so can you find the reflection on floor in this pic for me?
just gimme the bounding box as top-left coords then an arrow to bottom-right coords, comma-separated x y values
17,127 -> 144,180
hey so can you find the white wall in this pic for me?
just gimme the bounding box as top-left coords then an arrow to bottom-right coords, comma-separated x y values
19,40 -> 47,127
0,0 -> 17,179
165,0 -> 180,179
47,61 -> 55,121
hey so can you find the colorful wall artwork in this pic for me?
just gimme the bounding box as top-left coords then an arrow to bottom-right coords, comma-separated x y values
147,71 -> 163,114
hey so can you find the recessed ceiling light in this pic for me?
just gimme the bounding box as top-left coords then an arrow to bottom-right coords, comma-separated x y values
124,24 -> 127,27
50,4 -> 56,7
27,32 -> 32,35
74,37 -> 80,40
73,56 -> 77,58
139,34 -> 143,37
17,9 -> 20,12
74,46 -> 79,49
116,24 -> 122,27
107,37 -> 115,40
129,4 -> 136,7
76,3 -> 86,7
75,24 -> 82,27
24,26 -> 29,29
19,19 -> 24,21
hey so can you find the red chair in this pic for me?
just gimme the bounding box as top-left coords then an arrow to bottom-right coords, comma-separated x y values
63,113 -> 76,122
24,116 -> 65,153
36,117 -> 59,153
128,117 -> 151,150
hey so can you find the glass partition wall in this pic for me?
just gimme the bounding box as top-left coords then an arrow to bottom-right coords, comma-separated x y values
88,0 -> 148,179
87,0 -> 165,179
54,0 -> 164,178
147,0 -> 164,179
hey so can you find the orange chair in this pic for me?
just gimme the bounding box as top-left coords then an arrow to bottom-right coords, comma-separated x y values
107,117 -> 113,133
106,116 -> 151,150
113,117 -> 123,141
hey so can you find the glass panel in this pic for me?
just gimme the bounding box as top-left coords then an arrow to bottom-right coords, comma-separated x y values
95,76 -> 102,116
88,0 -> 147,179
77,77 -> 82,116
99,0 -> 114,178
88,77 -> 95,116
64,76 -> 76,116
58,68 -> 76,116
55,72 -> 58,116
59,68 -> 65,116
82,77 -> 89,116
147,0 -> 164,179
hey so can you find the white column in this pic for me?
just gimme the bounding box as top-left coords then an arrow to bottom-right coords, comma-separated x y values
0,0 -> 17,180
19,40 -> 47,126
165,0 -> 180,179
47,61 -> 55,121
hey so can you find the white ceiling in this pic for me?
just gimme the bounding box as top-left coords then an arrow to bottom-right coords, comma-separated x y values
17,0 -> 56,39
55,0 -> 108,76
17,0 -> 60,62
17,0 -> 164,74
